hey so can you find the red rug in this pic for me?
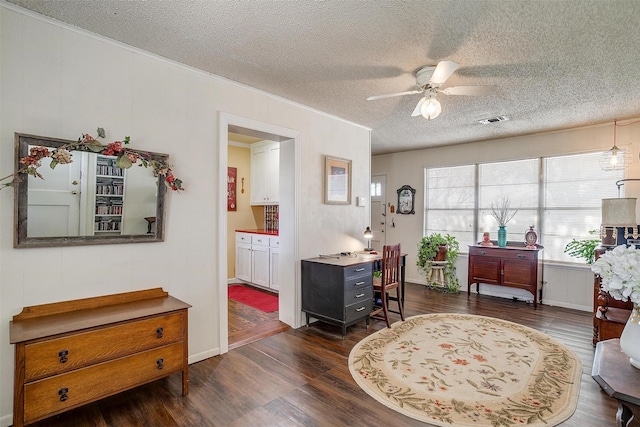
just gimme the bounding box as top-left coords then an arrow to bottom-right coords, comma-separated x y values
228,284 -> 279,312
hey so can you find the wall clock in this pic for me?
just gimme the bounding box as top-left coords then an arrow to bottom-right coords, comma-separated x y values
397,185 -> 416,215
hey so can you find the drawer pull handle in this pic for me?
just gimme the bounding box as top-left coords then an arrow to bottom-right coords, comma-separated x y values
58,350 -> 68,364
355,268 -> 365,272
156,327 -> 164,338
356,306 -> 366,312
479,251 -> 486,255
58,387 -> 69,402
157,358 -> 164,370
355,293 -> 365,298
355,281 -> 365,286
517,254 -> 526,259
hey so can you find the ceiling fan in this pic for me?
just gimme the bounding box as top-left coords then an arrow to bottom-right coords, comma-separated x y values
366,60 -> 495,120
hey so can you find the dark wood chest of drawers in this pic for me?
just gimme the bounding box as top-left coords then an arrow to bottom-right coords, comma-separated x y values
468,245 -> 543,308
10,288 -> 190,427
301,257 -> 373,336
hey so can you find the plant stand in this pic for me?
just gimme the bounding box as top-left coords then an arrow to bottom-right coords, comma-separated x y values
427,261 -> 448,288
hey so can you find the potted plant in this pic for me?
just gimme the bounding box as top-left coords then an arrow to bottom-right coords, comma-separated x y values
417,233 -> 460,292
563,230 -> 600,264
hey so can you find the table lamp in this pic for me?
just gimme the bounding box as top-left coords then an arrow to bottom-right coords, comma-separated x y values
363,227 -> 373,251
601,198 -> 637,246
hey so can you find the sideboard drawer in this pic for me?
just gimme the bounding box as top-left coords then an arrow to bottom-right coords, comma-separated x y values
24,312 -> 184,381
24,342 -> 184,424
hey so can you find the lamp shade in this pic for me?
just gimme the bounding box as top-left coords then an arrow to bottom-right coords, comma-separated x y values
602,198 -> 637,226
363,227 -> 373,239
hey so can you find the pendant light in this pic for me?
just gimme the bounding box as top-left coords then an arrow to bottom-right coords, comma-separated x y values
600,119 -> 632,171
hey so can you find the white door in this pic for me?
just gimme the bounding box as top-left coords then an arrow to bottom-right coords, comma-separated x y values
27,151 -> 82,237
371,174 -> 387,251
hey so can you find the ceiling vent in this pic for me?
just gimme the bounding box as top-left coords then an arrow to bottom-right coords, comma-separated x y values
478,116 -> 509,125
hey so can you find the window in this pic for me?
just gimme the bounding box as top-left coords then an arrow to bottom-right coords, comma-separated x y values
425,152 -> 623,262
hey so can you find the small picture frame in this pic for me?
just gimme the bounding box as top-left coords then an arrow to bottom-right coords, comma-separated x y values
397,185 -> 416,214
324,156 -> 352,204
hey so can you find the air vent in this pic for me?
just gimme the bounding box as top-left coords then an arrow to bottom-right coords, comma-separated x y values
478,116 -> 509,125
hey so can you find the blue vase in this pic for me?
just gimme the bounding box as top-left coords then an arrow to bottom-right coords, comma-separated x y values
498,225 -> 507,247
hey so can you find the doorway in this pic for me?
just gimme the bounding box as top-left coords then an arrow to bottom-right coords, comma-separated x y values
219,113 -> 300,354
370,174 -> 387,251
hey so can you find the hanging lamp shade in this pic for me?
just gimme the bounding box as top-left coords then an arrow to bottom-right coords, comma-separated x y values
600,120 -> 632,171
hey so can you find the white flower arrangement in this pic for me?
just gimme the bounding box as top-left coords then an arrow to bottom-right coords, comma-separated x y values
591,244 -> 640,306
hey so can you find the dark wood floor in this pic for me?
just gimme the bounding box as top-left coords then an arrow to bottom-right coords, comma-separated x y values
228,285 -> 289,350
29,283 -> 633,427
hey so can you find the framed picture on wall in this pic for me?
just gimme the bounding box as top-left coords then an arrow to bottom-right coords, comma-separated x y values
324,156 -> 352,204
227,167 -> 237,211
397,185 -> 416,214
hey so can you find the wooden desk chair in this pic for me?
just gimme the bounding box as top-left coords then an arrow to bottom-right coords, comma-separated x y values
371,243 -> 405,328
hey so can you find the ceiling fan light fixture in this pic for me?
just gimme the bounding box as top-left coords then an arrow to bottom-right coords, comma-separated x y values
421,97 -> 441,120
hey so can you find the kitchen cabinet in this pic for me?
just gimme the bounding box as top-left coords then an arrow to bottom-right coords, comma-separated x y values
467,244 -> 543,308
250,140 -> 279,205
269,236 -> 280,291
235,231 -> 279,292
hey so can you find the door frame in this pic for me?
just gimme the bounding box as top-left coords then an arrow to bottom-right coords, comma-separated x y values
218,112 -> 300,354
371,173 -> 387,250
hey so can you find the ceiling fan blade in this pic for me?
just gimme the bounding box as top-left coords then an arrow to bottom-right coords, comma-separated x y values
440,85 -> 497,96
430,60 -> 459,86
411,97 -> 426,117
366,89 -> 423,101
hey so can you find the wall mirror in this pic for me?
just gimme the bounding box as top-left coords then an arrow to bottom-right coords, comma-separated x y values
13,133 -> 167,248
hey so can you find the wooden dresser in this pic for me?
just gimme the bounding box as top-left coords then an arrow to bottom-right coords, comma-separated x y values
301,256 -> 373,336
10,288 -> 190,427
468,244 -> 543,308
593,247 -> 633,345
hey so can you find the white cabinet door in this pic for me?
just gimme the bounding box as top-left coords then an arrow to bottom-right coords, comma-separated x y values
250,140 -> 279,205
235,244 -> 252,282
266,142 -> 280,204
251,245 -> 270,287
269,247 -> 280,291
250,143 -> 268,205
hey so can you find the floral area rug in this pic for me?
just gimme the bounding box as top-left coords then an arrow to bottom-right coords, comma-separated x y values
348,314 -> 581,426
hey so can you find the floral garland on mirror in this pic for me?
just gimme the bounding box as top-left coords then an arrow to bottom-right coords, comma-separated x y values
0,128 -> 183,191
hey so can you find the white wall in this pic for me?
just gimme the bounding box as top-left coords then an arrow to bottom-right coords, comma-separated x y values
373,119 -> 640,311
0,6 -> 371,425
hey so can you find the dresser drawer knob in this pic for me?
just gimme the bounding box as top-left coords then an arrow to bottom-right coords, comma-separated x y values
355,293 -> 365,298
157,358 -> 164,370
58,350 -> 68,364
156,327 -> 164,338
58,387 -> 69,402
356,306 -> 366,312
355,281 -> 365,286
355,268 -> 365,272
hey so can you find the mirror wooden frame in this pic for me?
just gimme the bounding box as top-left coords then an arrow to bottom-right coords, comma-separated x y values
13,133 -> 167,248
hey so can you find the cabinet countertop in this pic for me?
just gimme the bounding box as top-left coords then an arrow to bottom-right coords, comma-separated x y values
235,229 -> 278,236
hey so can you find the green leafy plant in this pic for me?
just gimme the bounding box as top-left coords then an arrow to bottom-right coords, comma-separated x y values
564,230 -> 600,264
417,233 -> 460,292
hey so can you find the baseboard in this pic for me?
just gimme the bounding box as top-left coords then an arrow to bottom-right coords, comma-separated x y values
189,348 -> 219,365
0,413 -> 12,427
539,299 -> 590,312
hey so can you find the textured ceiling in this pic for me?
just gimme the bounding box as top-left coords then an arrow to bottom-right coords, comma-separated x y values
7,0 -> 640,155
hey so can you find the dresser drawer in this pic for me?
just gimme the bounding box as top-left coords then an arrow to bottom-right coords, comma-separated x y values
345,274 -> 372,295
24,312 -> 184,381
269,236 -> 280,248
346,285 -> 373,305
23,342 -> 184,424
343,263 -> 372,279
236,232 -> 252,244
344,300 -> 372,324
